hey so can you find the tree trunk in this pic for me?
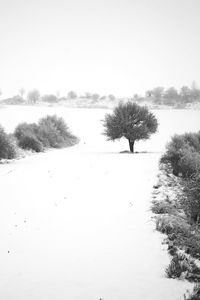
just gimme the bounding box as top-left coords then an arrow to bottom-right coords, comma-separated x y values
128,140 -> 135,153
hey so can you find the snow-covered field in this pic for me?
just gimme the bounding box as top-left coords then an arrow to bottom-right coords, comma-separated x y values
0,106 -> 200,300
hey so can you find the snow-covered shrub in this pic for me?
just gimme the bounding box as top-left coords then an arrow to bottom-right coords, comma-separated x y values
165,253 -> 200,280
14,123 -> 43,152
156,214 -> 200,259
184,284 -> 200,300
179,147 -> 200,178
184,132 -> 200,152
18,135 -> 43,152
37,115 -> 78,148
14,122 -> 39,140
181,175 -> 200,224
156,215 -> 191,236
161,132 -> 200,177
183,235 -> 200,259
14,115 -> 78,151
37,120 -> 61,148
151,199 -> 174,214
161,134 -> 186,176
0,125 -> 18,159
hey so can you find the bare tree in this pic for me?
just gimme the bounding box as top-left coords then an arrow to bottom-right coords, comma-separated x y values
19,88 -> 25,99
27,89 -> 40,103
67,91 -> 77,99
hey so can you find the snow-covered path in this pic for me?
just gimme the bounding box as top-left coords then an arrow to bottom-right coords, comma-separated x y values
0,107 -> 197,300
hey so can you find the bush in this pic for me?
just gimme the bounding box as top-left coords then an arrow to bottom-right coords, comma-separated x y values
180,147 -> 200,178
184,132 -> 200,152
18,135 -> 43,152
161,133 -> 200,177
166,253 -> 200,281
161,134 -> 186,176
157,131 -> 200,288
37,116 -> 65,147
166,253 -> 190,279
184,284 -> 200,300
151,199 -> 175,214
183,235 -> 200,259
181,175 -> 200,223
14,115 -> 78,152
156,213 -> 200,259
14,123 -> 43,152
14,122 -> 39,140
37,115 -> 77,148
156,215 -> 191,236
0,126 -> 18,159
37,121 -> 61,148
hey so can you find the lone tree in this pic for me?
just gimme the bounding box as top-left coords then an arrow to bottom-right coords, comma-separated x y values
103,102 -> 158,153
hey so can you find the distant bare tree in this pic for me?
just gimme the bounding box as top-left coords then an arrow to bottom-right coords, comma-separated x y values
191,80 -> 198,90
19,88 -> 25,99
151,87 -> 164,104
84,92 -> 92,99
180,86 -> 191,103
145,90 -> 152,98
92,93 -> 100,101
133,93 -> 143,102
108,94 -> 116,101
27,89 -> 40,103
67,91 -> 77,99
163,87 -> 179,106
56,91 -> 60,99
42,94 -> 58,103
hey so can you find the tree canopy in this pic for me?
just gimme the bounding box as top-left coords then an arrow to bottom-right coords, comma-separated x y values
103,102 -> 158,152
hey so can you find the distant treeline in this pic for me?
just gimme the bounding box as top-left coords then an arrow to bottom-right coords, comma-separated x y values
136,84 -> 200,107
0,89 -> 117,105
1,84 -> 200,107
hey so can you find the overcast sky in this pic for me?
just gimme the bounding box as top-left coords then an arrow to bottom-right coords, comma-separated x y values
1,0 -> 200,97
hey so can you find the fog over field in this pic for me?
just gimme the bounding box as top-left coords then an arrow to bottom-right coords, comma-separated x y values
0,106 -> 200,299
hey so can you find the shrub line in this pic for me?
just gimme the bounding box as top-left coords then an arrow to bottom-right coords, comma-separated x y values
152,159 -> 200,299
0,114 -> 79,162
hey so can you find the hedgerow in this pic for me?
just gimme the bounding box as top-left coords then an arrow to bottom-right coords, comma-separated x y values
153,130 -> 200,293
14,115 -> 78,152
0,125 -> 18,159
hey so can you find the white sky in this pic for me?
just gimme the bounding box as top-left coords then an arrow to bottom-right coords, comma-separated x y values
1,0 -> 200,97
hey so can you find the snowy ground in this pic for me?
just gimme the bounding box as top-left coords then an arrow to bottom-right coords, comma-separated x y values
0,106 -> 200,299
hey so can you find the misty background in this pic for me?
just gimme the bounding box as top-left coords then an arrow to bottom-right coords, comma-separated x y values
0,0 -> 200,98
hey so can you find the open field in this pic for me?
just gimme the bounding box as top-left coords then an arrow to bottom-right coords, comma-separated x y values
0,106 -> 200,299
